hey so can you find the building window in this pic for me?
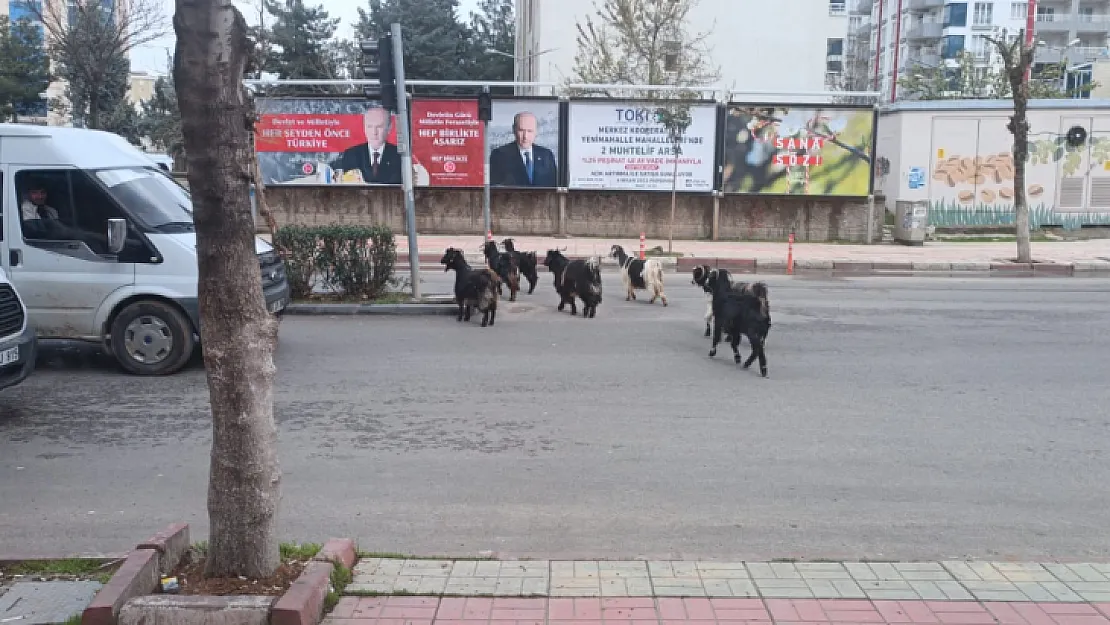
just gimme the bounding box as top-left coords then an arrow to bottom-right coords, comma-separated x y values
1036,6 -> 1055,21
827,38 -> 844,72
972,2 -> 993,27
1011,1 -> 1027,19
971,34 -> 992,59
827,38 -> 845,56
829,0 -> 847,15
661,41 -> 680,73
942,34 -> 966,58
944,2 -> 968,27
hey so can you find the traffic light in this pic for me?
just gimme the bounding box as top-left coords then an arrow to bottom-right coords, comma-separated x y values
477,90 -> 492,122
360,34 -> 397,112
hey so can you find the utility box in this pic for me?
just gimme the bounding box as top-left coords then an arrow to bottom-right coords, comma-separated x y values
894,200 -> 929,246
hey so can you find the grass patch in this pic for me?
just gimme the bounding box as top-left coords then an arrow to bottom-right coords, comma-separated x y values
280,542 -> 322,561
323,562 -> 354,613
293,293 -> 448,305
5,559 -> 109,577
356,551 -> 496,561
63,614 -> 82,625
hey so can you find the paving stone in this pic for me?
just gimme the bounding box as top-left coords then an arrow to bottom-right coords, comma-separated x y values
450,561 -> 478,577
0,581 -> 103,625
474,561 -> 502,577
701,579 -> 758,598
520,577 -> 549,596
845,562 -> 879,581
831,579 -> 870,599
894,562 -> 947,572
574,562 -> 599,578
344,581 -> 393,593
443,576 -> 499,595
598,561 -> 647,572
1066,565 -> 1110,583
400,560 -> 453,576
859,580 -> 920,600
651,585 -> 706,597
496,561 -> 548,578
1036,581 -> 1086,602
770,563 -> 802,579
746,563 -> 776,579
943,561 -> 981,581
798,563 -> 852,580
495,577 -> 524,595
758,585 -> 814,598
868,563 -> 904,580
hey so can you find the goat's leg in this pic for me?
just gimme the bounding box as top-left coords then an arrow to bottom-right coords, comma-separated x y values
457,301 -> 464,322
709,318 -> 723,358
743,333 -> 768,377
527,275 -> 537,294
569,297 -> 578,315
659,287 -> 668,307
488,303 -> 497,326
730,331 -> 743,364
557,294 -> 566,312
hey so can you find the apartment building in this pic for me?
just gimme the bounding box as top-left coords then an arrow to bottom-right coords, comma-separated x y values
853,0 -> 1110,102
515,0 -> 857,96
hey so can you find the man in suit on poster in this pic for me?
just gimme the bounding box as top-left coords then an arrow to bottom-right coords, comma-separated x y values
490,111 -> 558,187
330,106 -> 403,185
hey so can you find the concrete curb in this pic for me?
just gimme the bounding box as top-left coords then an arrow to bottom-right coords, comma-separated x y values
285,303 -> 456,316
0,552 -> 128,566
82,549 -> 160,625
136,522 -> 190,576
675,257 -> 1110,277
271,561 -> 333,625
313,538 -> 357,570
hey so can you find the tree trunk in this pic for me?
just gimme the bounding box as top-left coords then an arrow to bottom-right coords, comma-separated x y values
1009,71 -> 1033,263
174,0 -> 282,579
88,91 -> 100,129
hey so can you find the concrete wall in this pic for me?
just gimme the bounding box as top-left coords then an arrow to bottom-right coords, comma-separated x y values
258,187 -> 882,243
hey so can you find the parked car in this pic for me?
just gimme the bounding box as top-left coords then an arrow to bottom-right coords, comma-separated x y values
0,268 -> 36,390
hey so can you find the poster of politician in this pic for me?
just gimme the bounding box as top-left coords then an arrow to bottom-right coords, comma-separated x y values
254,98 -> 430,186
566,101 -> 716,192
487,99 -> 562,188
721,105 -> 875,196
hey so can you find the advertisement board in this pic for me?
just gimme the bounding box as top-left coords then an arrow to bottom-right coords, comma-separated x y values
255,98 -> 444,186
411,99 -> 484,187
721,105 -> 876,196
487,98 -> 562,188
566,101 -> 716,192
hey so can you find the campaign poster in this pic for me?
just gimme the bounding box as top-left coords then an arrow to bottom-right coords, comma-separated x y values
721,105 -> 876,196
411,99 -> 485,187
254,98 -> 428,186
566,100 -> 716,192
487,99 -> 562,188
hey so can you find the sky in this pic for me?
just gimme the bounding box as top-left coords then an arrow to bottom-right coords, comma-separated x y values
130,0 -> 483,74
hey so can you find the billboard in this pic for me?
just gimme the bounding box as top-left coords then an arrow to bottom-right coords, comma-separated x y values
566,100 -> 716,192
722,105 -> 876,196
411,99 -> 484,187
254,98 -> 429,186
487,98 -> 562,188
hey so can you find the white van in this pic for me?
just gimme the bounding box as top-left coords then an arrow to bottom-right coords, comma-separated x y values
0,123 -> 290,376
0,267 -> 36,390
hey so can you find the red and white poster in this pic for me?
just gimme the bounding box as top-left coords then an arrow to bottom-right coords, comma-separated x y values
411,99 -> 485,187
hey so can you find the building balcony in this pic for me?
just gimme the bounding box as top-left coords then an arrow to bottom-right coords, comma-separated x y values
913,52 -> 942,67
907,0 -> 944,11
906,22 -> 944,39
1076,14 -> 1110,33
1034,13 -> 1075,32
830,1 -> 848,16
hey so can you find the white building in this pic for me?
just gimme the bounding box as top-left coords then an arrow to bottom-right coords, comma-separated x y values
855,0 -> 1110,102
514,0 -> 858,96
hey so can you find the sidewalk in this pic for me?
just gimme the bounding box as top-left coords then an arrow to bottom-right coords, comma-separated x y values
393,236 -> 1110,266
330,560 -> 1110,625
346,559 -> 1110,602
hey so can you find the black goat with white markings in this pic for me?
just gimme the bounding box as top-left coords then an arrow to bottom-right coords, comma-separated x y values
543,249 -> 602,318
693,266 -> 771,342
482,240 -> 521,302
441,247 -> 500,327
610,244 -> 667,305
705,269 -> 770,377
501,238 -> 539,295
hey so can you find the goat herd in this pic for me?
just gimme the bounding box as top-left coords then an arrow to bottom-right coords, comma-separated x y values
439,239 -> 771,377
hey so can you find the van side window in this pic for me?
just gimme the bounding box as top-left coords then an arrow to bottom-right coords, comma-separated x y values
0,172 -> 4,242
16,170 -> 78,242
69,171 -> 131,248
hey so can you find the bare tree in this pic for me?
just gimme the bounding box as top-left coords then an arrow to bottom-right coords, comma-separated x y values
32,0 -> 167,128
174,0 -> 282,578
570,0 -> 720,98
986,30 -> 1035,264
656,104 -> 692,253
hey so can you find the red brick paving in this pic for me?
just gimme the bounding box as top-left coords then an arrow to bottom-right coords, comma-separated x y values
327,598 -> 1110,625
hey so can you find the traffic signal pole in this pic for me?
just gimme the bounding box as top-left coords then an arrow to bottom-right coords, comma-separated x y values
389,23 -> 421,300
478,87 -> 492,237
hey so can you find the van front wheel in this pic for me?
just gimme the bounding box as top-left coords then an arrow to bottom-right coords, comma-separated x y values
109,301 -> 196,375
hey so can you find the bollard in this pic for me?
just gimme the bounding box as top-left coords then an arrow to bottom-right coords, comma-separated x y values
639,232 -> 646,260
786,231 -> 795,275
486,230 -> 493,242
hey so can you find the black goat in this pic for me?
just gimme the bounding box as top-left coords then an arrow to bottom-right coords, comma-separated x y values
501,238 -> 539,295
693,266 -> 772,342
542,249 -> 602,318
482,240 -> 521,302
441,247 -> 500,327
610,244 -> 667,305
705,269 -> 770,377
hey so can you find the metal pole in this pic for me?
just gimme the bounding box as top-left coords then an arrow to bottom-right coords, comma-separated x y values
482,85 -> 492,237
866,194 -> 875,244
391,23 -> 421,299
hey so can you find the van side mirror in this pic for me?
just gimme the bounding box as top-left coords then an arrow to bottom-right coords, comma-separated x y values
107,218 -> 127,254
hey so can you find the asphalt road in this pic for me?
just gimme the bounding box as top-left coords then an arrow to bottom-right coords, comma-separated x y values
2,274 -> 1110,561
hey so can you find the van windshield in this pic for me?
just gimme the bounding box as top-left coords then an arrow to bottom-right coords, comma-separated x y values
95,167 -> 195,232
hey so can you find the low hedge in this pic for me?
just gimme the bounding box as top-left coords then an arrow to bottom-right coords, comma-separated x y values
273,224 -> 398,300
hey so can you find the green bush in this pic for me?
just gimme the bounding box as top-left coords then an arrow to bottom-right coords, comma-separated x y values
273,224 -> 397,300
272,225 -> 319,299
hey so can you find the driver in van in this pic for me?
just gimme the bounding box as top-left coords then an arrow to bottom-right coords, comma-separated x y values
20,180 -> 63,239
